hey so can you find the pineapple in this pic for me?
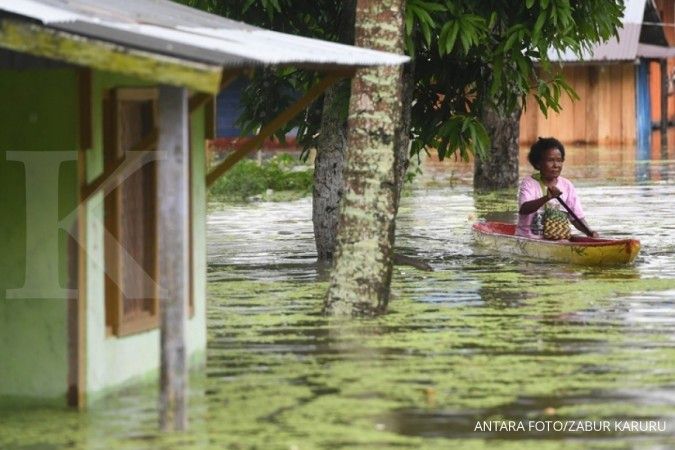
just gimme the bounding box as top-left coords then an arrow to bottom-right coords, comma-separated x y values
542,206 -> 571,240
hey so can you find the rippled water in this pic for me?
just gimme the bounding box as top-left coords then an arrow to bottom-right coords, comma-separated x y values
2,148 -> 675,449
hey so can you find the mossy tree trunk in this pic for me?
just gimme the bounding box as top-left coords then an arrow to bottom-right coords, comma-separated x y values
473,103 -> 522,190
324,0 -> 405,315
312,0 -> 355,262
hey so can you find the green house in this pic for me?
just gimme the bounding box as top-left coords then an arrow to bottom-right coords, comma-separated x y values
0,0 -> 407,409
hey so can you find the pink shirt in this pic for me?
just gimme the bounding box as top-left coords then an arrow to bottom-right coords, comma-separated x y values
516,175 -> 585,238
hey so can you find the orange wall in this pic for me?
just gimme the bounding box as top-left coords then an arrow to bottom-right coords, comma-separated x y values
520,64 -> 636,145
648,58 -> 675,125
645,0 -> 675,124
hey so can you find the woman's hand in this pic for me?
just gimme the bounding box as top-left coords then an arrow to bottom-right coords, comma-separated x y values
519,185 -> 563,215
546,185 -> 562,200
572,218 -> 599,237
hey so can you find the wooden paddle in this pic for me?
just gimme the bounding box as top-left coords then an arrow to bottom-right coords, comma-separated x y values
553,195 -> 594,237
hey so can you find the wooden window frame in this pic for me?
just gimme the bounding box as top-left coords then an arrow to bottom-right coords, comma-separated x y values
102,87 -> 196,338
103,87 -> 160,337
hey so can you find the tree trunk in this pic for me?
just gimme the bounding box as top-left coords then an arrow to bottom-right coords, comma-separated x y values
313,81 -> 349,261
312,0 -> 355,263
394,58 -> 414,206
313,60 -> 418,265
473,104 -> 522,191
324,0 -> 405,316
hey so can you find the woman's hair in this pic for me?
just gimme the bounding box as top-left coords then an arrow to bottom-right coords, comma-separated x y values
527,137 -> 565,168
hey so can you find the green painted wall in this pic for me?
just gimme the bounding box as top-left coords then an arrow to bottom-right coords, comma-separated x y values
0,67 -> 208,405
190,103 -> 208,357
85,71 -> 207,401
0,69 -> 78,403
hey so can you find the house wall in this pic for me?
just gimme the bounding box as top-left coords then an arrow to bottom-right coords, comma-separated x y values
84,71 -> 207,402
647,60 -> 675,125
0,65 -> 208,405
0,68 -> 78,403
216,77 -> 247,138
638,61 -> 653,157
655,0 -> 675,45
647,0 -> 675,152
520,64 -> 637,145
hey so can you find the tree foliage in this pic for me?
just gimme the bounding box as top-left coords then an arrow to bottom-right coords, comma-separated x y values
178,0 -> 623,160
405,0 -> 622,160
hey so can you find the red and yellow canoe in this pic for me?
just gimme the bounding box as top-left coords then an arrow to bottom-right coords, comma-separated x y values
472,222 -> 640,266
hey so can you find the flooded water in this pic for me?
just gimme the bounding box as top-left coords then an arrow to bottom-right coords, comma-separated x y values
2,146 -> 675,449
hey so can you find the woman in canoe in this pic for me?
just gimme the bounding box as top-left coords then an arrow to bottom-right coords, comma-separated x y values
516,137 -> 599,238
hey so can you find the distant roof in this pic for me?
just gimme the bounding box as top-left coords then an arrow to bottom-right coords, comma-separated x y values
549,0 -> 675,62
0,0 -> 408,70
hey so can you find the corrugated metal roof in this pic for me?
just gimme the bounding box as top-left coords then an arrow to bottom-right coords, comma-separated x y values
549,23 -> 642,62
0,0 -> 409,68
548,0 -> 673,63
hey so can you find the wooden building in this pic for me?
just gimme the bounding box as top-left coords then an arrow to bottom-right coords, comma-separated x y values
0,0 -> 406,416
520,0 -> 675,148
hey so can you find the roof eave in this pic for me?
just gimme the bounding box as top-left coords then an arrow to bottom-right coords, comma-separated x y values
0,17 -> 224,93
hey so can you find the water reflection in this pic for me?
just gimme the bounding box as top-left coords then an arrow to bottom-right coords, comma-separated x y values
472,189 -> 518,224
199,146 -> 675,446
419,144 -> 675,186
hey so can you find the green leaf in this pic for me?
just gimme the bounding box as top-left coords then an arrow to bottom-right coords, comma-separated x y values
534,95 -> 548,117
421,21 -> 432,46
460,116 -> 470,133
504,28 -> 521,52
242,0 -> 256,13
552,81 -> 561,101
414,0 -> 446,13
410,4 -> 435,28
514,53 -> 531,78
459,26 -> 472,54
444,20 -> 460,54
405,9 -> 415,36
469,124 -> 477,149
532,12 -> 546,40
558,77 -> 580,101
269,0 -> 281,11
473,122 -> 490,158
488,11 -> 497,29
439,21 -> 452,55
405,33 -> 416,56
550,4 -> 557,25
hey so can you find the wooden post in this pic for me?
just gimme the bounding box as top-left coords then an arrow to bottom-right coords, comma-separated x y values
660,59 -> 669,159
157,85 -> 189,431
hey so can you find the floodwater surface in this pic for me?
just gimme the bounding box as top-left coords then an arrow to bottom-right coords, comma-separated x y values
1,146 -> 675,449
